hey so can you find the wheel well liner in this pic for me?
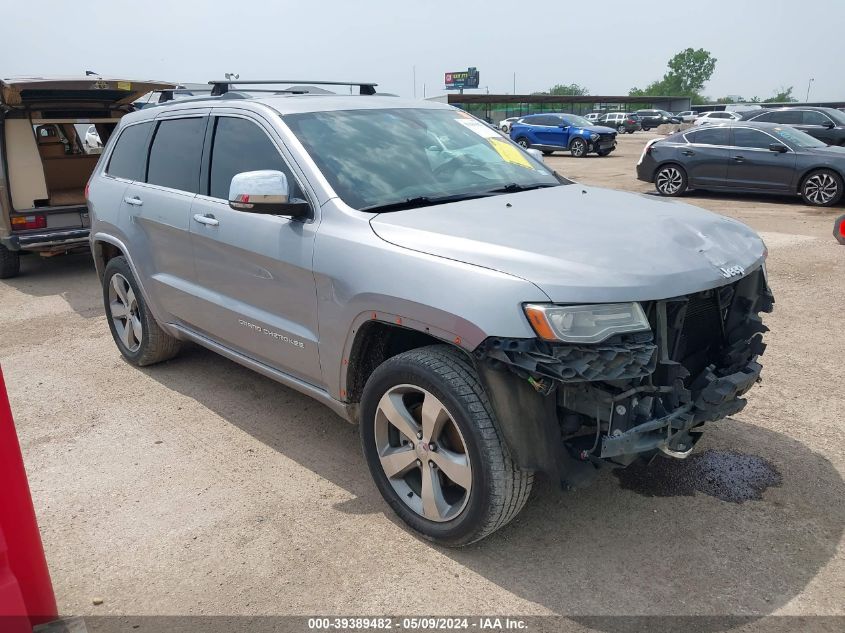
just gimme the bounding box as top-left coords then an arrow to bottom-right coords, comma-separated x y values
92,240 -> 125,280
345,321 -> 454,404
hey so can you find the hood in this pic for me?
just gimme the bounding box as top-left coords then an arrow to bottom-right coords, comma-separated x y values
807,144 -> 845,157
369,185 -> 766,303
583,125 -> 617,134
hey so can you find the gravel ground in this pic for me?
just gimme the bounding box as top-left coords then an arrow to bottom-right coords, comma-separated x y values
1,133 -> 843,624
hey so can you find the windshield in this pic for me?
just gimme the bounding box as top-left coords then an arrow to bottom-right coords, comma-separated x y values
284,108 -> 562,211
770,126 -> 827,149
562,115 -> 592,127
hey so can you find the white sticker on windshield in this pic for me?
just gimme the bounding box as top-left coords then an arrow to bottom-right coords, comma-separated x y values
456,118 -> 500,139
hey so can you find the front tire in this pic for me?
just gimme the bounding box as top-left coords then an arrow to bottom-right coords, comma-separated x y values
0,244 -> 21,279
597,149 -> 613,157
542,150 -> 553,156
654,164 -> 688,196
360,345 -> 533,547
103,256 -> 181,366
800,169 -> 843,206
515,137 -> 531,149
617,125 -> 626,134
570,137 -> 588,158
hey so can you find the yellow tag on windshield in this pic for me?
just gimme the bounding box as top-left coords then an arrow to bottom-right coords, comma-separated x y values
488,138 -> 533,169
117,81 -> 132,91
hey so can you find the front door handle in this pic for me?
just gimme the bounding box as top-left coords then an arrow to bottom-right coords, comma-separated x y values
732,155 -> 745,163
124,196 -> 143,207
193,213 -> 219,227
681,150 -> 695,156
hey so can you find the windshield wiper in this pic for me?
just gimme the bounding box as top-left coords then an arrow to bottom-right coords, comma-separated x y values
361,192 -> 494,213
487,183 -> 559,194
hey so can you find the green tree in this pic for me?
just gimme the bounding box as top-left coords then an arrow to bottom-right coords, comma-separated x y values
533,83 -> 590,96
763,86 -> 797,103
548,83 -> 589,96
666,48 -> 717,95
629,48 -> 717,103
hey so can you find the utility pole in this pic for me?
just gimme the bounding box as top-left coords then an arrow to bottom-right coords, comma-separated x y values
513,72 -> 516,95
806,77 -> 814,103
413,66 -> 416,98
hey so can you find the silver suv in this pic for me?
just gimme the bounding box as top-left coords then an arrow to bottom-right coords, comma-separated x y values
87,79 -> 774,546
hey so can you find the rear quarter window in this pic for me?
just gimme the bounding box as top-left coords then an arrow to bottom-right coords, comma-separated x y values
106,122 -> 152,181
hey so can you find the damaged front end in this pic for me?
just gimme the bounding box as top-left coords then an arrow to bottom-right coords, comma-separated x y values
473,267 -> 773,488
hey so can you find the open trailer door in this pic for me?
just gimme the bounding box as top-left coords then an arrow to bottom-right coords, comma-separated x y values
0,78 -> 175,274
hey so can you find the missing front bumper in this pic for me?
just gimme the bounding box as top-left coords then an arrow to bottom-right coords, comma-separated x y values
474,267 -> 773,481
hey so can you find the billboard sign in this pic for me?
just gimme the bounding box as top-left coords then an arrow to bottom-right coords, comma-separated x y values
445,67 -> 480,91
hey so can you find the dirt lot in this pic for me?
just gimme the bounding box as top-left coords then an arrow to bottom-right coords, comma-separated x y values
1,133 -> 843,625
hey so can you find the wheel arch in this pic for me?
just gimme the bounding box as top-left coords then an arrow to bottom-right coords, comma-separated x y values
796,165 -> 845,195
92,233 -> 164,332
342,316 -> 473,407
653,160 -> 689,182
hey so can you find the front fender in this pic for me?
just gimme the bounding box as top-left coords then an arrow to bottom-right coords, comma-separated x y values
313,201 -> 549,401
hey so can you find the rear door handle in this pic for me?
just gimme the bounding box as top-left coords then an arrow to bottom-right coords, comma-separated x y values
193,213 -> 219,227
124,196 -> 143,207
732,156 -> 745,163
681,150 -> 695,156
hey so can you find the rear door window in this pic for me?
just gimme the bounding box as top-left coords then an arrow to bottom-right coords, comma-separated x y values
146,117 -> 207,192
207,116 -> 302,200
688,127 -> 730,145
758,110 -> 802,124
106,122 -> 152,181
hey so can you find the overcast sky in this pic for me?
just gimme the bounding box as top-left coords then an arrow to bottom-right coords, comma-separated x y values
3,0 -> 842,102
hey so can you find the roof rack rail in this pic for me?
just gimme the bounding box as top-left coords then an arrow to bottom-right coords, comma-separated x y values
208,79 -> 378,96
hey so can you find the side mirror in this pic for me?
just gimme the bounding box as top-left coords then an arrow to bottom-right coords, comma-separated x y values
768,143 -> 788,153
822,120 -> 835,129
229,170 -> 309,218
525,148 -> 545,163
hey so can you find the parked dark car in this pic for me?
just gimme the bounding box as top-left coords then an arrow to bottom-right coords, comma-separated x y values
634,109 -> 681,130
509,113 -> 617,157
741,107 -> 845,146
636,122 -> 845,206
596,112 -> 641,134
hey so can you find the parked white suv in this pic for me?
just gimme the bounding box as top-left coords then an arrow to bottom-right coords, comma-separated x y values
694,111 -> 742,126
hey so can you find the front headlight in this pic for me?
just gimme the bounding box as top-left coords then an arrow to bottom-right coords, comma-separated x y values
524,303 -> 650,344
589,132 -> 600,141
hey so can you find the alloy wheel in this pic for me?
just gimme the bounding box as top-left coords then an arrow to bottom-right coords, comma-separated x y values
803,173 -> 839,205
517,138 -> 530,148
571,139 -> 586,157
656,167 -> 684,195
108,273 -> 142,352
374,385 -> 472,522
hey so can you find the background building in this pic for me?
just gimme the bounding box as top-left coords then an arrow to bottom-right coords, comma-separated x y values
429,94 -> 692,124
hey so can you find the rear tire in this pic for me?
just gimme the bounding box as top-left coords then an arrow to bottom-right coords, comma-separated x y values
654,164 -> 688,196
617,125 -> 626,133
515,137 -> 531,149
103,256 -> 181,366
360,345 -> 533,547
0,245 -> 21,279
800,169 -> 843,207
